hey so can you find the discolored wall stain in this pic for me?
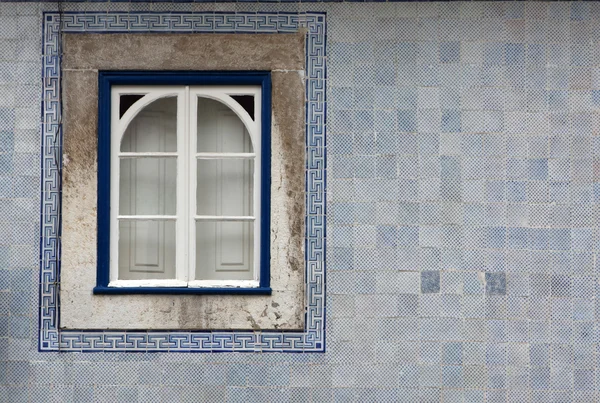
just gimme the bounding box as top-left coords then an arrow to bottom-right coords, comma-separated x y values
62,70 -> 98,184
271,71 -> 306,277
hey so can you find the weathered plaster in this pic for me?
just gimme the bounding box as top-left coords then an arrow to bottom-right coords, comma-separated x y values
62,34 -> 305,71
60,33 -> 306,330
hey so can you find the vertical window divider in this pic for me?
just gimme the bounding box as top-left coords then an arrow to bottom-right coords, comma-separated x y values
188,88 -> 198,282
176,88 -> 189,282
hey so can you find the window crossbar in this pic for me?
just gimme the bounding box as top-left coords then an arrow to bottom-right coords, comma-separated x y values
194,215 -> 255,221
195,152 -> 255,159
118,152 -> 178,158
117,215 -> 178,221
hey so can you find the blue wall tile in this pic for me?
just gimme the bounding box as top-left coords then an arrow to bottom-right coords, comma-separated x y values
486,227 -> 506,249
571,3 -> 590,21
0,109 -> 15,132
505,43 -> 525,65
398,226 -> 419,249
0,155 -> 13,175
442,366 -> 463,388
441,110 -> 461,133
527,44 -> 545,66
549,228 -> 571,251
483,43 -> 504,66
440,42 -> 460,64
507,159 -> 527,180
421,271 -> 440,294
528,229 -> 550,251
0,132 -> 13,153
397,110 -> 416,132
506,182 -> 526,203
485,273 -> 506,296
528,159 -> 548,181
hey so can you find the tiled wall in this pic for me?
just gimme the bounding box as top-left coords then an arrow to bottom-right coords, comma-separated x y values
327,3 -> 600,402
3,1 -> 600,402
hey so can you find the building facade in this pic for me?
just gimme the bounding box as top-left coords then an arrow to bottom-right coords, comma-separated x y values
1,1 -> 600,401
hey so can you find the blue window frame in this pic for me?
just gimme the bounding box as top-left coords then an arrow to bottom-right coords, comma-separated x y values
94,71 -> 272,295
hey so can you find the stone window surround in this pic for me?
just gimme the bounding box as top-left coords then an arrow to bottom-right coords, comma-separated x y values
60,33 -> 306,330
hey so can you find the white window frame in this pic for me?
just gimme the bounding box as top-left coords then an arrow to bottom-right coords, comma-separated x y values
108,85 -> 262,288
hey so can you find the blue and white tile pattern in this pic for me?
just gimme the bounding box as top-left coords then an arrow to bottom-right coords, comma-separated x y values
39,12 -> 326,353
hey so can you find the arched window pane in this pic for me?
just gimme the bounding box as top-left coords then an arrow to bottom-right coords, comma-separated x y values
196,97 -> 253,153
121,96 -> 177,152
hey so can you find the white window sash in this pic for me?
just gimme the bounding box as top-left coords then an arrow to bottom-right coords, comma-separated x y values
109,85 -> 262,287
188,87 -> 261,284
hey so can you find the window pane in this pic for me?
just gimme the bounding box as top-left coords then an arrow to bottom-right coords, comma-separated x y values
118,220 -> 176,280
121,96 -> 177,152
119,94 -> 144,118
196,159 -> 253,216
231,95 -> 255,120
120,157 -> 176,215
195,221 -> 254,281
196,97 -> 253,153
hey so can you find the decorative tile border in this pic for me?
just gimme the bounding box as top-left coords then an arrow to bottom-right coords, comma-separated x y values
39,12 -> 326,352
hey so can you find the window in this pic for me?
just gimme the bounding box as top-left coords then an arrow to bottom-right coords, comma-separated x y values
94,72 -> 271,294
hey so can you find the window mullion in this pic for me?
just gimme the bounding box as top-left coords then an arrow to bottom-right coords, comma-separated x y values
188,87 -> 198,282
175,88 -> 189,283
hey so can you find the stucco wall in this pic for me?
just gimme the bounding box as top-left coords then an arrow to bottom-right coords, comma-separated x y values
61,33 -> 306,330
3,1 -> 600,401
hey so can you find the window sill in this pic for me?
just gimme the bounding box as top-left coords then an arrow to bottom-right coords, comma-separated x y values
93,286 -> 272,295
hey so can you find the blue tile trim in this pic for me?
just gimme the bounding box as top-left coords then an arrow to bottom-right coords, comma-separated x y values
39,11 -> 327,353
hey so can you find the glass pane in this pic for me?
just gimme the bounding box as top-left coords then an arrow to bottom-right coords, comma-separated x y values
196,159 -> 254,216
119,94 -> 144,118
119,157 -> 176,215
231,95 -> 255,120
121,96 -> 177,152
195,221 -> 254,281
196,97 -> 253,153
118,220 -> 176,280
